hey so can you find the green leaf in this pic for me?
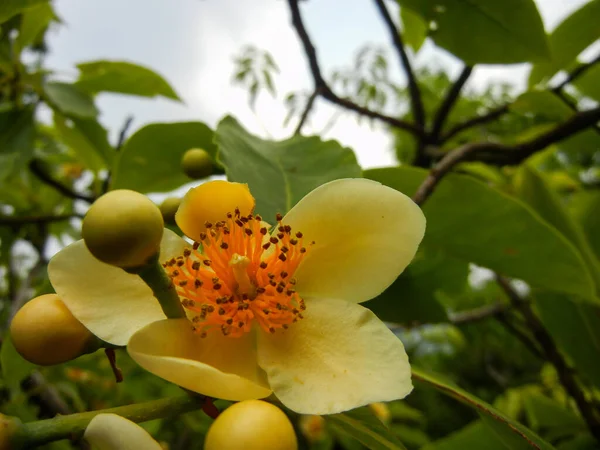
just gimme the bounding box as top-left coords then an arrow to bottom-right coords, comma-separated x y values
521,392 -> 583,432
75,60 -> 180,101
365,167 -> 596,300
16,2 -> 55,50
0,108 -> 35,182
573,63 -> 600,102
535,292 -> 600,389
112,122 -> 216,193
570,191 -> 600,261
325,407 -> 407,450
529,0 -> 600,86
413,367 -> 555,449
216,116 -> 362,220
367,249 -> 467,324
423,421 -> 509,450
511,91 -> 572,122
54,113 -> 108,173
400,7 -> 427,53
0,0 -> 46,23
0,335 -> 36,393
44,82 -> 98,119
397,0 -> 549,64
514,166 -> 600,290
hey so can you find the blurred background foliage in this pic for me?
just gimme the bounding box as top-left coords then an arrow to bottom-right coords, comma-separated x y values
1,0 -> 600,449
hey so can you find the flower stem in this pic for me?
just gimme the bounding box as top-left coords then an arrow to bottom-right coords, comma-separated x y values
137,258 -> 186,318
11,394 -> 204,448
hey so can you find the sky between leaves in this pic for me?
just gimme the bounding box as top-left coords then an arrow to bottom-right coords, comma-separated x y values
44,0 -> 590,169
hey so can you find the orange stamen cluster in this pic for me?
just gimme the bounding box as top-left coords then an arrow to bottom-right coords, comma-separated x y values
163,209 -> 310,337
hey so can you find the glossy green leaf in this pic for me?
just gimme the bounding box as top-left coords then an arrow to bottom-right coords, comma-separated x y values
0,108 -> 35,182
365,167 -> 596,300
413,368 -> 555,449
54,113 -> 108,173
423,421 -> 508,450
0,0 -> 46,23
535,292 -> 600,389
529,0 -> 600,86
216,116 -> 362,220
44,82 -> 98,119
0,335 -> 36,393
573,63 -> 600,102
397,0 -> 549,64
400,7 -> 427,53
112,122 -> 216,193
75,60 -> 180,101
16,2 -> 55,50
367,249 -> 467,324
325,407 -> 407,450
514,166 -> 600,289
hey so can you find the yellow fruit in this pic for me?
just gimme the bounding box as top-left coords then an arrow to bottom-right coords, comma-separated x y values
82,190 -> 164,269
181,148 -> 213,180
204,400 -> 297,450
159,197 -> 181,224
10,294 -> 96,366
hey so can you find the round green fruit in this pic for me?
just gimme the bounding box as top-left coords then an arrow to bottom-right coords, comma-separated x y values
181,148 -> 213,180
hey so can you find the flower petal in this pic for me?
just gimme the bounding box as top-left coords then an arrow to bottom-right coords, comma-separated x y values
84,413 -> 162,450
176,180 -> 255,241
257,297 -> 412,414
47,229 -> 187,346
283,178 -> 425,303
128,319 -> 272,401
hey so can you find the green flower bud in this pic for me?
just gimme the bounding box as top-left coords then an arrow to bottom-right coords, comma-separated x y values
159,197 -> 181,224
10,294 -> 97,366
181,148 -> 213,180
82,190 -> 164,269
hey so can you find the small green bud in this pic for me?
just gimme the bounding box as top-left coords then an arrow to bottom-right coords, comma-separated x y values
159,197 -> 181,224
181,148 -> 213,180
82,190 -> 164,269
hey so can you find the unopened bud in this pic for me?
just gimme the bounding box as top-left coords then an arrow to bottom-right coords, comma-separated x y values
181,148 -> 213,180
10,294 -> 97,366
82,190 -> 164,269
159,197 -> 181,224
298,415 -> 326,443
369,402 -> 391,423
204,400 -> 297,450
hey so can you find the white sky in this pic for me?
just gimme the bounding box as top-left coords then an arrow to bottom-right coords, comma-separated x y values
45,0 -> 591,169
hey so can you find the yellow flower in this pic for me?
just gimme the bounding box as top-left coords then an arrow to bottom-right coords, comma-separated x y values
84,414 -> 162,450
48,179 -> 425,414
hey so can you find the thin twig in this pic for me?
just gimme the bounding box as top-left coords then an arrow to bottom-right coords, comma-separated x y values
0,214 -> 81,227
29,160 -> 95,203
552,53 -> 600,93
449,302 -> 506,325
494,313 -> 544,359
496,276 -> 600,442
102,115 -> 134,193
373,0 -> 425,127
431,65 -> 473,140
286,0 -> 424,137
441,104 -> 509,143
412,106 -> 600,205
294,89 -> 318,135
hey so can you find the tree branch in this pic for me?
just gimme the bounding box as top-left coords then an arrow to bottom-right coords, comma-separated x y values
552,53 -> 600,93
496,276 -> 600,442
285,0 -> 424,137
0,214 -> 81,227
373,0 -> 425,128
449,302 -> 506,325
294,89 -> 318,135
431,65 -> 473,140
441,104 -> 509,143
29,160 -> 95,203
412,106 -> 600,205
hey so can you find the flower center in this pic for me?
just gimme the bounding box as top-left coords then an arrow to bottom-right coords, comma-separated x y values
163,209 -> 310,338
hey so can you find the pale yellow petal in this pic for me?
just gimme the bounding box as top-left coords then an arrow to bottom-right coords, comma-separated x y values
128,319 -> 272,401
257,297 -> 412,414
84,413 -> 162,450
47,229 -> 187,346
176,180 -> 255,241
282,178 -> 425,303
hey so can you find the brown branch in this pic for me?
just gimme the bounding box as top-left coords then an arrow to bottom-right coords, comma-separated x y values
0,214 -> 81,227
494,312 -> 544,359
412,106 -> 600,205
496,276 -> 600,442
431,65 -> 473,140
449,302 -> 506,325
373,0 -> 425,128
29,160 -> 95,203
441,104 -> 509,143
294,89 -> 318,135
286,0 -> 424,137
